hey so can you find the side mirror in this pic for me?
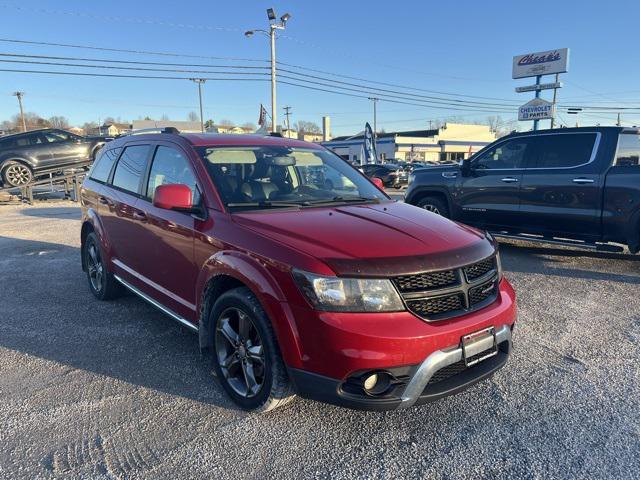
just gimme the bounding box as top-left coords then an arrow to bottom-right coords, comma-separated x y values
153,184 -> 193,211
461,158 -> 472,176
372,177 -> 384,190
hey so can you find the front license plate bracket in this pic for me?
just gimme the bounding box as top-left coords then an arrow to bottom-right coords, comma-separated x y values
461,326 -> 497,367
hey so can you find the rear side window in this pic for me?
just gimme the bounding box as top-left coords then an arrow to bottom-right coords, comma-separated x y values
531,134 -> 596,169
90,147 -> 121,183
111,145 -> 150,194
474,138 -> 530,169
615,134 -> 640,166
146,146 -> 200,203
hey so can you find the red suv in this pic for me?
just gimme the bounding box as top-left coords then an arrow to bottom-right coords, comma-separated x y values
80,130 -> 516,412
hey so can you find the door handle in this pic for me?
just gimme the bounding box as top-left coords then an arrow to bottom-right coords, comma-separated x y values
572,178 -> 595,184
132,211 -> 148,222
98,196 -> 111,206
501,177 -> 519,183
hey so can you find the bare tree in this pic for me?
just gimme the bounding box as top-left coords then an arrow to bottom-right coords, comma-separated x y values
48,116 -> 70,129
219,119 -> 234,126
241,122 -> 257,130
103,117 -> 116,125
160,113 -> 170,121
12,112 -> 49,131
81,121 -> 98,135
293,120 -> 321,133
187,111 -> 199,122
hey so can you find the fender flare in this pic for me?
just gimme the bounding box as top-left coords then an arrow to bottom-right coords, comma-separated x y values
196,251 -> 304,367
80,208 -> 111,271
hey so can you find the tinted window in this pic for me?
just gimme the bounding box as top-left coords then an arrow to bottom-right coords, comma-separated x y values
531,134 -> 596,168
90,147 -> 121,183
146,146 -> 200,203
474,138 -> 530,169
43,131 -> 72,143
111,145 -> 150,194
615,134 -> 640,166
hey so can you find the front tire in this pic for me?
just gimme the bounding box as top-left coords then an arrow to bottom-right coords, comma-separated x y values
416,196 -> 449,217
211,287 -> 294,412
2,161 -> 33,187
84,232 -> 122,300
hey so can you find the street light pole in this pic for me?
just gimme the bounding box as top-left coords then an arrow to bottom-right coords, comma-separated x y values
13,91 -> 26,132
368,97 -> 379,158
190,78 -> 206,133
245,8 -> 291,134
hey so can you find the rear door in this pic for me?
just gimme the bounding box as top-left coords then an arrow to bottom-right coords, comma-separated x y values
132,143 -> 202,320
100,143 -> 153,281
455,136 -> 532,229
42,130 -> 90,166
518,132 -> 601,239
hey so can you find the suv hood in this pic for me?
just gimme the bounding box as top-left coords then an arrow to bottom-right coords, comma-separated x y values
232,201 -> 494,277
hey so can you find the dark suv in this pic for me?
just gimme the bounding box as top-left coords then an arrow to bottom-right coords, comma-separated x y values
80,131 -> 516,412
0,128 -> 107,187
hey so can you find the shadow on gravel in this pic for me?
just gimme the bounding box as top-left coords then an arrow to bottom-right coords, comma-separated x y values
0,235 -> 236,411
499,241 -> 640,284
19,207 -> 81,219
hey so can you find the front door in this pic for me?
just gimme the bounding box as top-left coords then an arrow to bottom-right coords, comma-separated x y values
518,132 -> 602,240
455,136 -> 533,230
42,130 -> 90,166
132,143 -> 201,321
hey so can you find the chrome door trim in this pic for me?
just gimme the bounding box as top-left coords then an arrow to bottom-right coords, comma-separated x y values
114,274 -> 198,333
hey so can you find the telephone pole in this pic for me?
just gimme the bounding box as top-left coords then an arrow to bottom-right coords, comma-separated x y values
13,91 -> 26,132
283,106 -> 292,137
189,78 -> 206,132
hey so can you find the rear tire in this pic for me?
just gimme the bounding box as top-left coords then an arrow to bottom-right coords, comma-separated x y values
416,196 -> 449,217
84,232 -> 122,300
2,161 -> 33,187
210,287 -> 294,412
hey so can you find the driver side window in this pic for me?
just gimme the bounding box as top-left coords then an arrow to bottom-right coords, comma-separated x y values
474,139 -> 529,170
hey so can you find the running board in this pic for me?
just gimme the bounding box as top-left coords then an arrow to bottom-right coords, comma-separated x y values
114,275 -> 199,333
490,232 -> 625,253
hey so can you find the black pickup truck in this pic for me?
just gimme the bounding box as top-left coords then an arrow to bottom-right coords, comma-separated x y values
405,126 -> 640,253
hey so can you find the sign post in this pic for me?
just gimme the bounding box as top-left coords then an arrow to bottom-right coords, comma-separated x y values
513,48 -> 569,130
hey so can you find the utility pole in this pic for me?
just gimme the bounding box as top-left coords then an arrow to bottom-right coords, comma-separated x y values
189,78 -> 206,133
368,97 -> 379,155
283,106 -> 292,137
616,112 -> 621,127
13,91 -> 26,132
550,73 -> 560,129
245,9 -> 292,133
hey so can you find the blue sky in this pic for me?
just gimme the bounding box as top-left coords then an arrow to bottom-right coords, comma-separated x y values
1,0 -> 639,135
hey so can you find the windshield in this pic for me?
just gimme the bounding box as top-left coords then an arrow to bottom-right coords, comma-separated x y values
197,146 -> 387,210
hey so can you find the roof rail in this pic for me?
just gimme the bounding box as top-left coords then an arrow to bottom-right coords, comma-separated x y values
121,127 -> 180,137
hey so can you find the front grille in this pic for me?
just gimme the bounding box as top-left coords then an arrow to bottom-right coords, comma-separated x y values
406,294 -> 464,317
394,269 -> 458,293
469,278 -> 498,306
396,255 -> 499,322
464,257 -> 496,281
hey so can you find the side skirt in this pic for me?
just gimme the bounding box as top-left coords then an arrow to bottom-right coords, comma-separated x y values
114,274 -> 199,333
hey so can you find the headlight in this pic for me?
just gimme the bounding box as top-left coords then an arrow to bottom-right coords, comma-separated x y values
292,269 -> 404,312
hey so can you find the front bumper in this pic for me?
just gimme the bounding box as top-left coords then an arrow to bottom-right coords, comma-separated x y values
289,324 -> 512,411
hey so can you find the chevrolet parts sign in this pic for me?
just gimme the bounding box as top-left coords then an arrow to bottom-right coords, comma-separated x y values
512,48 -> 569,79
518,98 -> 555,121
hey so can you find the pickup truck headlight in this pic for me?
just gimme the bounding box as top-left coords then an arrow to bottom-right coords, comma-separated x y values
292,269 -> 404,312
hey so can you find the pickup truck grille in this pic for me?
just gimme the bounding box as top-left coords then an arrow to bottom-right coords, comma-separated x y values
392,256 -> 498,321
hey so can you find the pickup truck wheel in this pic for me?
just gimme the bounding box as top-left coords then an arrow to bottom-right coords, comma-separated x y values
84,232 -> 122,300
416,196 -> 449,217
211,287 -> 294,412
2,161 -> 33,187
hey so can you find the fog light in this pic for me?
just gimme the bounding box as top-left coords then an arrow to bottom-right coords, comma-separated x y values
363,373 -> 378,391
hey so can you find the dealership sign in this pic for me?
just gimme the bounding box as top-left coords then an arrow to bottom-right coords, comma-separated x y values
518,98 -> 555,121
512,48 -> 569,79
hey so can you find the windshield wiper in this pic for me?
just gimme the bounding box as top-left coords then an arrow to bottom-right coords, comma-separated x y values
305,196 -> 381,205
226,200 -> 307,210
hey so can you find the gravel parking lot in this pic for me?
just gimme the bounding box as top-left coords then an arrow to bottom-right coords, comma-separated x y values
1,201 -> 639,479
